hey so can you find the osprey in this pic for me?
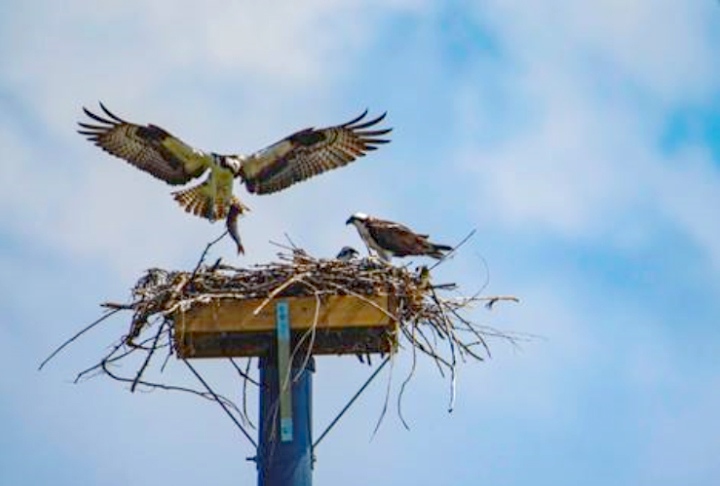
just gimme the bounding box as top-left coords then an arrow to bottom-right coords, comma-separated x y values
346,213 -> 452,261
336,246 -> 359,262
78,103 -> 391,253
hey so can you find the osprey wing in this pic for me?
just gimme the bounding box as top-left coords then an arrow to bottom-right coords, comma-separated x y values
366,219 -> 424,257
78,103 -> 210,185
241,110 -> 392,194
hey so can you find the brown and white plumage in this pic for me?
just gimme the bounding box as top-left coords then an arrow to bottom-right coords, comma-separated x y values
346,213 -> 452,262
239,110 -> 391,195
77,103 -> 391,253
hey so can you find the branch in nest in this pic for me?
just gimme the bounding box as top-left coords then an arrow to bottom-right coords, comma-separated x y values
46,235 -> 522,438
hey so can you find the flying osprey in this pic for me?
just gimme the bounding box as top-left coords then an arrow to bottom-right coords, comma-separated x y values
346,213 -> 452,261
77,103 -> 391,253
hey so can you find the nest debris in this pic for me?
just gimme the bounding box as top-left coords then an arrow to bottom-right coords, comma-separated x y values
42,241 -> 520,435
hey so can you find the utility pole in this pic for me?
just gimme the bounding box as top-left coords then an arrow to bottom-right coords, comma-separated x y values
176,295 -> 395,485
256,300 -> 314,486
257,356 -> 314,486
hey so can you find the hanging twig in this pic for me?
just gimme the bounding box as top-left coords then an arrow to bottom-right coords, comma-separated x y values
38,308 -> 123,370
371,352 -> 397,438
46,243 -> 521,438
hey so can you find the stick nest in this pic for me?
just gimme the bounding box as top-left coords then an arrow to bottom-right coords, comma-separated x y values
43,247 -> 520,437
125,252 -> 517,361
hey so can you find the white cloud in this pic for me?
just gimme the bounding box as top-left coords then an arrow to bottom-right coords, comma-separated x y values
2,1 -> 720,485
0,0 -> 429,132
0,0 -> 411,277
458,94 -> 653,238
477,0 -> 719,104
451,0 -> 720,269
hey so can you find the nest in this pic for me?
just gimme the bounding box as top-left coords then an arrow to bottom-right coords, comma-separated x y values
42,242 -> 519,435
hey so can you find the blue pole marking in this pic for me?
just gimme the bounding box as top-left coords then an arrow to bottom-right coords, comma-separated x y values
276,301 -> 293,442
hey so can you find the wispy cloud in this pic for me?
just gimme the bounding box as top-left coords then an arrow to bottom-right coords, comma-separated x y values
450,1 -> 720,268
2,1 -> 720,485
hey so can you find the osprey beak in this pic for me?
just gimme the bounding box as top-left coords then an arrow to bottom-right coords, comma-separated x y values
346,212 -> 367,225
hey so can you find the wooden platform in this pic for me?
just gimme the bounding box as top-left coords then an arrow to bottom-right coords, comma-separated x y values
174,294 -> 398,358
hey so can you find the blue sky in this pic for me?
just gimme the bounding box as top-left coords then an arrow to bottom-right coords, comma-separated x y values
1,1 -> 719,485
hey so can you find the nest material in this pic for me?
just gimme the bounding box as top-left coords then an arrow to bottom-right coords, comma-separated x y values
125,252 -> 515,364
44,246 -> 519,434
127,252 -> 414,346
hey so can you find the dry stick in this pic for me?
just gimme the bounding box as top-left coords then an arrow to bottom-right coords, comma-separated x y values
241,358 -> 256,430
289,281 -> 322,382
462,251 -> 492,301
160,325 -> 175,373
229,357 -> 261,386
101,302 -> 135,310
38,308 -> 123,370
482,295 -> 521,310
130,320 -> 167,392
193,231 -> 228,274
408,322 -> 452,374
182,360 -> 256,444
433,289 -> 460,412
73,328 -> 164,384
428,229 -> 477,272
181,231 -> 229,297
445,305 -> 493,359
268,239 -> 297,254
400,326 -> 441,376
98,358 -> 241,413
396,327 -> 419,430
251,272 -> 311,316
371,352 -> 397,439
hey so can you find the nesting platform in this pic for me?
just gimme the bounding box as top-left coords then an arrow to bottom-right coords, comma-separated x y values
174,294 -> 398,358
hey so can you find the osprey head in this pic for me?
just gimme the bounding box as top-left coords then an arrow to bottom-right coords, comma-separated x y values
215,154 -> 244,175
336,246 -> 359,262
346,212 -> 369,225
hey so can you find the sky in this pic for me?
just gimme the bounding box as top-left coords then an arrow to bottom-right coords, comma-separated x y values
1,0 -> 719,485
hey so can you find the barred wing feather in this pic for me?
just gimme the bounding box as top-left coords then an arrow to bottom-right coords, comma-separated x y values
241,110 -> 392,194
77,103 -> 210,185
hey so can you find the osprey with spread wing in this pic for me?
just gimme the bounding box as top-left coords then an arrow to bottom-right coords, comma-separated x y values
78,103 -> 391,253
346,213 -> 452,261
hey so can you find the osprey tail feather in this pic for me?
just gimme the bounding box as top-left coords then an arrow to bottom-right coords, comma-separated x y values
427,242 -> 452,259
172,181 -> 220,220
171,176 -> 240,221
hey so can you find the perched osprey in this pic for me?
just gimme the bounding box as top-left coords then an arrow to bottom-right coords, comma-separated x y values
346,213 -> 452,261
78,103 -> 391,253
336,246 -> 359,262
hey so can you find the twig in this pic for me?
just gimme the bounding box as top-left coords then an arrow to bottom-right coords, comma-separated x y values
186,231 -> 229,287
397,330 -> 418,430
130,320 -> 167,392
429,229 -> 477,271
51,244 -> 522,438
371,352 -> 397,438
183,360 -> 257,447
39,308 -> 123,370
